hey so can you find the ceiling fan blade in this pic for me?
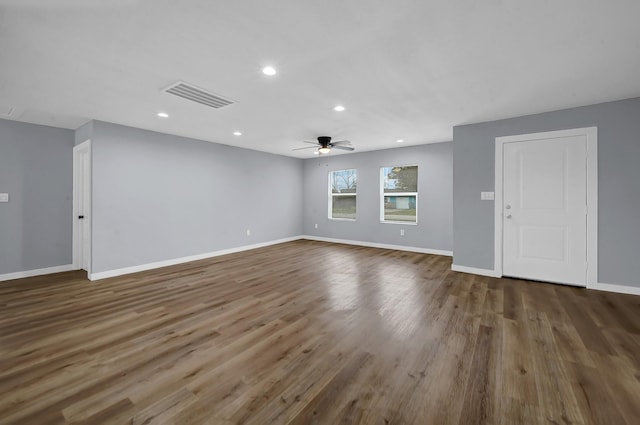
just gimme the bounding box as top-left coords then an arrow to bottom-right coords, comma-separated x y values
292,146 -> 319,151
303,141 -> 319,145
332,145 -> 355,151
332,140 -> 351,145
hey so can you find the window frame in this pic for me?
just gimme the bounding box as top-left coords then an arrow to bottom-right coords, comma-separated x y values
380,164 -> 418,225
328,168 -> 358,221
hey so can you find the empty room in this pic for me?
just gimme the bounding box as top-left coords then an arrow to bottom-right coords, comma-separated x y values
1,1 -> 639,424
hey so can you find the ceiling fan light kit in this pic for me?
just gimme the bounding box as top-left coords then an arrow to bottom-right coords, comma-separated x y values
293,136 -> 355,155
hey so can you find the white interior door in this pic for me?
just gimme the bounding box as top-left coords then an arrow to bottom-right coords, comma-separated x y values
73,141 -> 91,272
502,135 -> 587,286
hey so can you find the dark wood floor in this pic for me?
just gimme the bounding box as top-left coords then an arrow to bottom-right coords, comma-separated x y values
1,240 -> 639,424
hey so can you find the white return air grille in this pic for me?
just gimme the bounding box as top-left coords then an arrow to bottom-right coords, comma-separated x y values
163,81 -> 235,109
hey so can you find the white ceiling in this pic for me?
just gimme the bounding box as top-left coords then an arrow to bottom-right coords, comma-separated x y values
1,0 -> 639,158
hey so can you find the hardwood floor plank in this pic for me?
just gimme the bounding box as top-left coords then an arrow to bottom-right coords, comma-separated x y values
131,388 -> 198,425
563,362 -> 627,425
286,350 -> 374,425
555,289 -> 617,356
0,240 -> 638,424
501,319 -> 539,407
525,310 -> 585,425
589,352 -> 640,425
458,321 -> 502,425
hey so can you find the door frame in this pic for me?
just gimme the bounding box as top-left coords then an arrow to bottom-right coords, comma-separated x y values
72,139 -> 92,272
494,127 -> 598,288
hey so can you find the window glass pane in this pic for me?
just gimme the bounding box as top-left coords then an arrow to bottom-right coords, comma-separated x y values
332,195 -> 357,219
382,166 -> 417,192
330,169 -> 357,220
331,169 -> 357,193
383,195 -> 416,222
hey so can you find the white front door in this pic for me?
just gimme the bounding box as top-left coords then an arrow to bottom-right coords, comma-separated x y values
502,135 -> 587,286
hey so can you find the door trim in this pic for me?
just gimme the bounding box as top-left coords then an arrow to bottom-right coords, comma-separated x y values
494,127 -> 598,288
72,139 -> 92,272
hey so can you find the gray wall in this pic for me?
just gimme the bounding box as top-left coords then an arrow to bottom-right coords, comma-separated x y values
302,143 -> 453,252
89,121 -> 304,274
453,97 -> 640,288
0,119 -> 74,275
74,120 -> 93,145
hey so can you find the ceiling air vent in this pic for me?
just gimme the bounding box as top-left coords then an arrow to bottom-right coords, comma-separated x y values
163,81 -> 235,109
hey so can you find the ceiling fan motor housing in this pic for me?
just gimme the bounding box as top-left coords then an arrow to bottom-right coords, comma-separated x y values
318,136 -> 332,147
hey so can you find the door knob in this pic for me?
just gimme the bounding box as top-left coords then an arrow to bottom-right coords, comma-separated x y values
505,204 -> 511,210
506,214 -> 512,219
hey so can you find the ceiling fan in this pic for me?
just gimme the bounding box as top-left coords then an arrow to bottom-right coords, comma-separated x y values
293,136 -> 354,154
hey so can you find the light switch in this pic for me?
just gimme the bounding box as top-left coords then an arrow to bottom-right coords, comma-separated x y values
0,193 -> 8,202
481,191 -> 495,201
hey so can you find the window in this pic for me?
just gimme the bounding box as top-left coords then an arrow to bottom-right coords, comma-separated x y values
329,169 -> 357,220
381,165 -> 418,223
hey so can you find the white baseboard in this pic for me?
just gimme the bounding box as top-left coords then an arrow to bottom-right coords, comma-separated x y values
591,282 -> 640,296
0,236 -> 450,283
4,243 -> 638,298
89,236 -> 303,281
451,264 -> 500,277
0,264 -> 74,282
450,265 -> 640,296
301,235 -> 453,257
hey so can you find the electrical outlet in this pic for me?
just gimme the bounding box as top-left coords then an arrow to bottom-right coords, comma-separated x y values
400,229 -> 405,236
314,223 -> 318,229
0,193 -> 8,202
246,229 -> 251,236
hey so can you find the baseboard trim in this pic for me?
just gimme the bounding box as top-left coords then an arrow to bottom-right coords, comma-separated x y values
5,245 -> 637,297
449,265 -> 640,296
451,264 -> 500,277
89,236 -> 303,281
0,264 -> 75,282
301,235 -> 453,257
591,282 -> 640,296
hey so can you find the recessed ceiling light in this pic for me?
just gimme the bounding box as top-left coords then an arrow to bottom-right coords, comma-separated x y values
157,112 -> 169,118
333,105 -> 345,112
262,66 -> 277,76
233,131 -> 242,136
396,139 -> 404,143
